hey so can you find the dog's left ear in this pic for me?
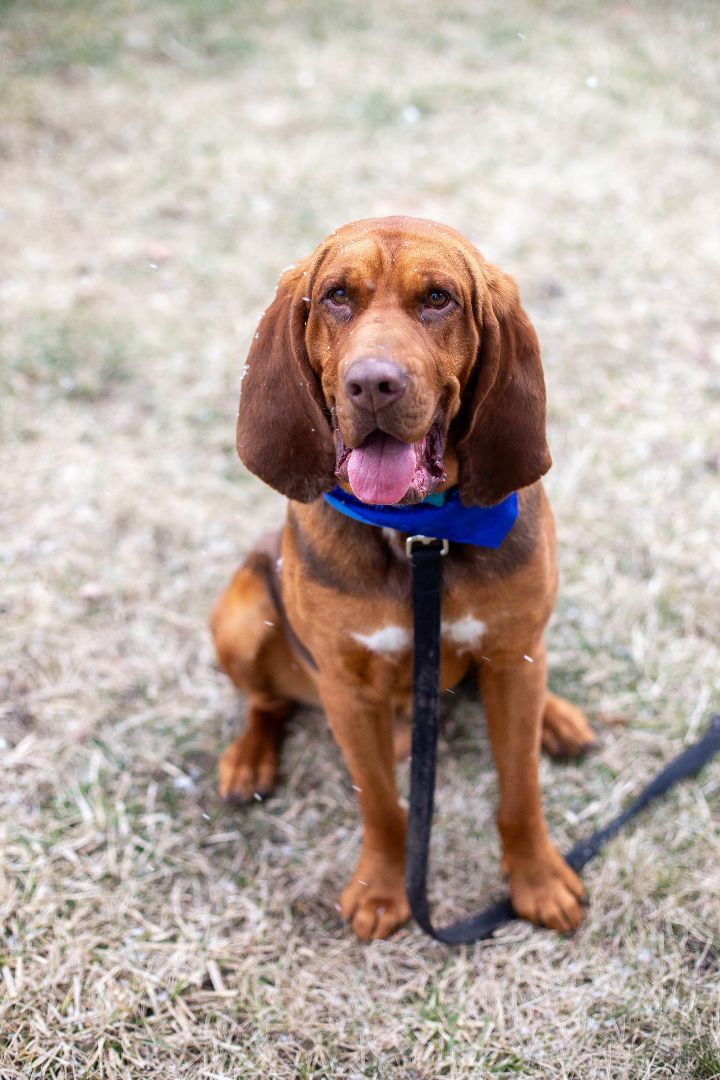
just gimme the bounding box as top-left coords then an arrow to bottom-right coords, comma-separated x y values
456,265 -> 551,506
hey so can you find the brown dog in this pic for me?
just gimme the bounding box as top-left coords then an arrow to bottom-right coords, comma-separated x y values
211,216 -> 596,940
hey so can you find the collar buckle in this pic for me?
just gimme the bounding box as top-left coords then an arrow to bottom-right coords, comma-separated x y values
405,534 -> 449,559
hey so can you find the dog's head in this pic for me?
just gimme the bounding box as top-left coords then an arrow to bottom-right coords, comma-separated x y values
237,217 -> 551,507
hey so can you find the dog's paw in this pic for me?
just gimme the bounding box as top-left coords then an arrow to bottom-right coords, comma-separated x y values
507,844 -> 586,934
339,858 -> 411,941
542,693 -> 596,759
218,730 -> 278,804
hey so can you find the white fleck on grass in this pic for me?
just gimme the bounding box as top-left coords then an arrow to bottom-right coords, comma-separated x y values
2,966 -> 17,999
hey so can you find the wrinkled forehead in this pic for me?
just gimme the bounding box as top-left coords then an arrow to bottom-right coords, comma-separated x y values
314,223 -> 476,294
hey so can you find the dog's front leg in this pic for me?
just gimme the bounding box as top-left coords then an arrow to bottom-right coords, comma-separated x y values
320,678 -> 410,941
479,644 -> 586,933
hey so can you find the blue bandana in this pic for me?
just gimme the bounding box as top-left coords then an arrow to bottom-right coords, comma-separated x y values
323,485 -> 518,548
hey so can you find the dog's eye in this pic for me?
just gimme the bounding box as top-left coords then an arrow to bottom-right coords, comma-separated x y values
329,287 -> 349,305
425,289 -> 449,309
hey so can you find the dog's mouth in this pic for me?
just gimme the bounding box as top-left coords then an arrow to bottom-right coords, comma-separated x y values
334,424 -> 446,506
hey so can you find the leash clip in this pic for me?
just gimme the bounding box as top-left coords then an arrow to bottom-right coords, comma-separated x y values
405,534 -> 449,558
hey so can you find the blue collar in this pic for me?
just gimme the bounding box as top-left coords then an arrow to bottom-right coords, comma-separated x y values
323,485 -> 518,548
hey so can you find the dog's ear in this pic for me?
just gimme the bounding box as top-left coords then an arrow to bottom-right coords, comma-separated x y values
236,261 -> 336,502
456,264 -> 551,506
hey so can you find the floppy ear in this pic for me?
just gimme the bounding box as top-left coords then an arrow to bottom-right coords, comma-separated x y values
236,262 -> 336,502
456,266 -> 551,506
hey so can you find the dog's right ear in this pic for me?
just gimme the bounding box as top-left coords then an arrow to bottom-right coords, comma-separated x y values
236,261 -> 337,502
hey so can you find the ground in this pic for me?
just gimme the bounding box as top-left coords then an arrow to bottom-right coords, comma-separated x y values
1,1 -> 719,1076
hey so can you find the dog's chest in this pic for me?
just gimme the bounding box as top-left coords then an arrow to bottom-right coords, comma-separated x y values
350,612 -> 486,657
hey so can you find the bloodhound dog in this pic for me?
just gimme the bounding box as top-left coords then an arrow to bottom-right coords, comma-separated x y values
211,216 -> 595,940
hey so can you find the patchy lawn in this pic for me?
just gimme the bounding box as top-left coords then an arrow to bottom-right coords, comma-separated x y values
1,1 -> 719,1076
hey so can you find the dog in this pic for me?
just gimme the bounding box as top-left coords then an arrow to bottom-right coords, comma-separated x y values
211,216 -> 596,941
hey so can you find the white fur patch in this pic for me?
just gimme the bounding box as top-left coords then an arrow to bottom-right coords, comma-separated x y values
352,625 -> 410,654
381,527 -> 406,560
441,615 -> 486,646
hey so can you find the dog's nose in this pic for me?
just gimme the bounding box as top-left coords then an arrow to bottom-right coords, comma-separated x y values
344,357 -> 408,412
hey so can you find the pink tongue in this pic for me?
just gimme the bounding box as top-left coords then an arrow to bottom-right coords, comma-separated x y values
347,432 -> 417,504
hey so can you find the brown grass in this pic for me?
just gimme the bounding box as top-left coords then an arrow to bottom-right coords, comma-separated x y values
1,1 -> 719,1076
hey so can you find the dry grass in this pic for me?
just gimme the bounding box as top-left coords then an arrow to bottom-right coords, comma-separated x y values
1,1 -> 720,1076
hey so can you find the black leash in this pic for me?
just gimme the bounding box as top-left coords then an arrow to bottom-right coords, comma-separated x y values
405,536 -> 720,945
